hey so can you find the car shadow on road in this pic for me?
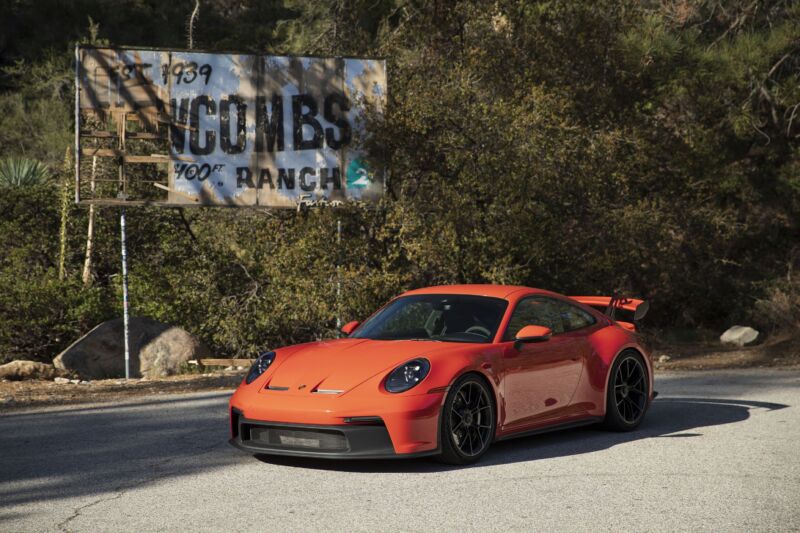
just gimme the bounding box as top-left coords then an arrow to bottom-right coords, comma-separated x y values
254,397 -> 788,473
0,393 -> 240,510
0,394 -> 789,512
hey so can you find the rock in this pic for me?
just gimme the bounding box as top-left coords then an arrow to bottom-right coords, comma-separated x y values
54,377 -> 70,384
0,360 -> 64,381
69,379 -> 80,384
53,317 -> 211,380
658,355 -> 671,363
138,326 -> 211,378
720,325 -> 760,347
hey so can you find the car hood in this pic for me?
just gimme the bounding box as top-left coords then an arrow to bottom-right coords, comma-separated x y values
261,338 -> 460,395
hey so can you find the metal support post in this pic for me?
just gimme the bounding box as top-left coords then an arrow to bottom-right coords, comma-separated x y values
120,208 -> 131,379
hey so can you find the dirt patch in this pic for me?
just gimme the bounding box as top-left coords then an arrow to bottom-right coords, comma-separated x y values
653,334 -> 800,371
0,372 -> 243,412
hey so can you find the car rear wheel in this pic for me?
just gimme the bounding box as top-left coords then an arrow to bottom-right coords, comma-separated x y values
439,374 -> 495,465
604,350 -> 649,431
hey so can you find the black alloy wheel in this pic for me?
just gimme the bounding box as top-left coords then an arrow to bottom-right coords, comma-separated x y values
439,375 -> 495,464
604,351 -> 649,431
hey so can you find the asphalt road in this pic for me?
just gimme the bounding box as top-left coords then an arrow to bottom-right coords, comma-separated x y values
1,369 -> 798,532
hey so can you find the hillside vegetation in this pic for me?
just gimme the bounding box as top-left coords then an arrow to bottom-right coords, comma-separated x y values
0,0 -> 797,363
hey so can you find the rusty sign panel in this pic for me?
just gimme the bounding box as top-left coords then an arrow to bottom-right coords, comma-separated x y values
75,45 -> 386,207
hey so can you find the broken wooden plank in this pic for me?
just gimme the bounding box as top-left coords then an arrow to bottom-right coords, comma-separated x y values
80,130 -> 117,138
124,154 -> 168,164
153,182 -> 199,202
81,131 -> 165,140
83,147 -> 124,157
127,132 -> 166,140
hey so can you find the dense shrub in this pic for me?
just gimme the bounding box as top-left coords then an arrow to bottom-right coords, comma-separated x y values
0,1 -> 797,362
753,257 -> 800,335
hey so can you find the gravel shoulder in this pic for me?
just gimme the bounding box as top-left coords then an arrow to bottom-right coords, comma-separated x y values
652,334 -> 800,371
0,372 -> 244,412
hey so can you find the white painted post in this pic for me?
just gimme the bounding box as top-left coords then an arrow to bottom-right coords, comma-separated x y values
120,208 -> 131,379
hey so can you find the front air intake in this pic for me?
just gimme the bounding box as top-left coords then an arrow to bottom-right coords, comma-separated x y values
247,426 -> 348,451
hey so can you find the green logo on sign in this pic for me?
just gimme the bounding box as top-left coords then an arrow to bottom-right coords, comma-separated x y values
346,159 -> 371,189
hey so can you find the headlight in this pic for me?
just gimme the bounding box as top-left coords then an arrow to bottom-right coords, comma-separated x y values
246,351 -> 276,384
384,358 -> 430,393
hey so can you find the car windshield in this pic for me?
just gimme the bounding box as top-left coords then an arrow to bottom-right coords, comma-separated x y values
352,294 -> 508,343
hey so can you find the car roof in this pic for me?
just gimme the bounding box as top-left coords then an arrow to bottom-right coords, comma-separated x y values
401,284 -> 557,300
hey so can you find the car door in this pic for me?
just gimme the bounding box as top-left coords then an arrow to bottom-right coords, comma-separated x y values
500,297 -> 590,429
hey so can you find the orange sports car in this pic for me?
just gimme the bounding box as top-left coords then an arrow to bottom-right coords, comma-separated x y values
229,284 -> 653,464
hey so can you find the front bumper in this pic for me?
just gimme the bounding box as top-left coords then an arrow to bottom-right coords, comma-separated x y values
229,384 -> 446,456
229,411 -> 439,459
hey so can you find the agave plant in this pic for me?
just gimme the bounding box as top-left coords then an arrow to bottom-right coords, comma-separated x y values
0,157 -> 51,188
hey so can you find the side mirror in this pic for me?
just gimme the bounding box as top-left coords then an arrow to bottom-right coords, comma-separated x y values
515,325 -> 552,343
634,301 -> 650,322
341,321 -> 360,336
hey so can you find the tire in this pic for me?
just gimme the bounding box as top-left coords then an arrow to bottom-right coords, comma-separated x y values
603,350 -> 649,431
438,374 -> 496,465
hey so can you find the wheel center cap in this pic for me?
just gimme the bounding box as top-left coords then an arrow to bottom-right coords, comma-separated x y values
621,385 -> 629,398
463,410 -> 474,426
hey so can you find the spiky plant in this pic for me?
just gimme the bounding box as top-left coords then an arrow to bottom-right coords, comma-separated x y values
0,157 -> 51,188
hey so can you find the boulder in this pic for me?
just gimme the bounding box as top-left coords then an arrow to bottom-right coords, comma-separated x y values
0,360 -> 65,380
138,326 -> 211,377
53,317 -> 211,379
720,325 -> 760,347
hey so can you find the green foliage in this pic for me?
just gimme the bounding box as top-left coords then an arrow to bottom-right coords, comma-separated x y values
0,1 -> 797,363
0,270 -> 112,364
0,157 -> 50,188
0,185 -> 113,363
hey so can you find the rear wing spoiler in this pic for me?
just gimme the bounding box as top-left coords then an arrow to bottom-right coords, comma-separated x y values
570,296 -> 650,327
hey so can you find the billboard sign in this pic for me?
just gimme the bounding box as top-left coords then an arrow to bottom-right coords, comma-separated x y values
75,46 -> 386,207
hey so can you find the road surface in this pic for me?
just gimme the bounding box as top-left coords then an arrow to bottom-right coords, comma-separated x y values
1,369 -> 798,532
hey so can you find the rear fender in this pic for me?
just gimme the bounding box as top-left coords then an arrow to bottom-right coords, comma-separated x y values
586,326 -> 653,413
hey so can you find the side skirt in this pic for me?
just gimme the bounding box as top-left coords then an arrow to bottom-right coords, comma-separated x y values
496,416 -> 604,442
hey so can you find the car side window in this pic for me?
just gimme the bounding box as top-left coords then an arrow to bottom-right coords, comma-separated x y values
553,300 -> 596,332
503,297 -> 565,341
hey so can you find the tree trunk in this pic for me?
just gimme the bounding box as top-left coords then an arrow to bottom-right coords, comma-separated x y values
81,156 -> 97,286
187,0 -> 200,50
58,147 -> 71,281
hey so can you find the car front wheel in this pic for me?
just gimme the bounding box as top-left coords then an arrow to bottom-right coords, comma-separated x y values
439,374 -> 496,464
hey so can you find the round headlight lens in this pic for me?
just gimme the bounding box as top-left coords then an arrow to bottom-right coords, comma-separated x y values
246,351 -> 276,384
385,358 -> 430,393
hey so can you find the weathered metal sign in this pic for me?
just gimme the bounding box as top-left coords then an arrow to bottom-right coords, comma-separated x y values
75,46 -> 386,207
